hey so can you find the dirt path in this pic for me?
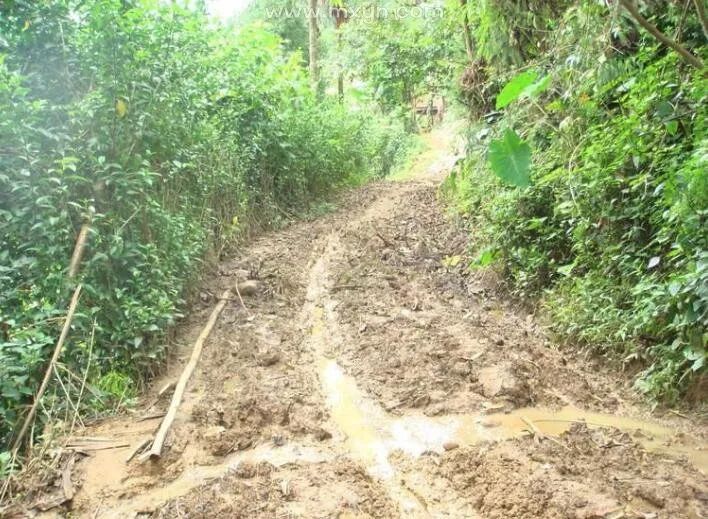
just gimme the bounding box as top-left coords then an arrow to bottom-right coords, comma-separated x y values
25,125 -> 708,518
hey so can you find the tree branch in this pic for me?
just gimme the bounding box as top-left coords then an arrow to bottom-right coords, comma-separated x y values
618,0 -> 703,69
693,0 -> 708,39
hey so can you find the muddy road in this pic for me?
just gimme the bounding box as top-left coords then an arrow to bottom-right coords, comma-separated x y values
27,127 -> 708,518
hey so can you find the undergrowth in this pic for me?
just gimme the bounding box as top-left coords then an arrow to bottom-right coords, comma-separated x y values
444,1 -> 706,401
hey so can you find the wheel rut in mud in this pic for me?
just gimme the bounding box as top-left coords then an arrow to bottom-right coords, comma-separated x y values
27,127 -> 708,518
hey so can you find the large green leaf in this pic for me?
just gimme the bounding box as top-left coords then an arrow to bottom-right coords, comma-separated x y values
523,74 -> 551,98
496,71 -> 551,109
496,71 -> 537,109
488,129 -> 532,187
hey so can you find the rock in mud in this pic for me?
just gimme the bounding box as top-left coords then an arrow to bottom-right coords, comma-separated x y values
257,349 -> 280,367
451,361 -> 471,377
314,428 -> 332,441
236,279 -> 261,296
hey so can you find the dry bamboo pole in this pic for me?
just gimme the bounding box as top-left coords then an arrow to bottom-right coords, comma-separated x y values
143,290 -> 231,460
11,222 -> 91,455
11,285 -> 83,455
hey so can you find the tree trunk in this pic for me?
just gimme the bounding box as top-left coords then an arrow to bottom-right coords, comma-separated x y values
460,0 -> 475,61
693,0 -> 708,38
337,30 -> 344,102
309,0 -> 320,90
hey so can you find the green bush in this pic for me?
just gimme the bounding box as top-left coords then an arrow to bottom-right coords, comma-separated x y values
446,2 -> 707,400
0,1 -> 409,448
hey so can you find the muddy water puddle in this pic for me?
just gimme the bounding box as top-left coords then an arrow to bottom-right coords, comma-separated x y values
318,351 -> 708,473
302,228 -> 708,516
310,298 -> 707,476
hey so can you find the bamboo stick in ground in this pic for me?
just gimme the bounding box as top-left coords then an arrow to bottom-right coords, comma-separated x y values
11,285 -> 83,455
144,290 -> 231,460
67,223 -> 91,279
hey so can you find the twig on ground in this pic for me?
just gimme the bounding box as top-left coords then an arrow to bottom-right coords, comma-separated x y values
233,283 -> 252,318
125,438 -> 152,463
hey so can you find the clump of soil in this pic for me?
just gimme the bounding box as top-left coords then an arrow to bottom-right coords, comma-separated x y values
424,423 -> 707,518
328,183 -> 625,417
153,459 -> 398,518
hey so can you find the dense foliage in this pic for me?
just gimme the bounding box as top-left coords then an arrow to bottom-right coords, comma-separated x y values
341,4 -> 458,116
0,0 -> 409,449
444,1 -> 706,400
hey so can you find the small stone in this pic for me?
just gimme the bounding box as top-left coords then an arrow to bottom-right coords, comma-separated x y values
232,268 -> 251,280
412,394 -> 430,408
315,428 -> 332,441
280,479 -> 292,498
494,337 -> 505,346
451,361 -> 471,377
204,425 -> 226,440
257,350 -> 280,367
442,442 -> 459,451
237,280 -> 261,296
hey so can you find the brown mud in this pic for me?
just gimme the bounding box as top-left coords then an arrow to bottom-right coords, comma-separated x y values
10,125 -> 708,518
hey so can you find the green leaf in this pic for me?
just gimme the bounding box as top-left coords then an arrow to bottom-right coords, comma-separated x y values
557,264 -> 574,276
496,71 -> 538,109
488,129 -> 532,188
524,74 -> 551,98
476,247 -> 497,267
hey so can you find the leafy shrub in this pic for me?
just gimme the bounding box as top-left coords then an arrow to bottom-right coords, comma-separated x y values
446,2 -> 707,400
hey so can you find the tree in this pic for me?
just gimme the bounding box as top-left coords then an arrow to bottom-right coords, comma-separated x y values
309,0 -> 319,89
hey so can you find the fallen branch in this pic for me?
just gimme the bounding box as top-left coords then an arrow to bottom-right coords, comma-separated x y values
65,443 -> 130,452
143,290 -> 231,459
11,285 -> 83,455
11,221 -> 92,455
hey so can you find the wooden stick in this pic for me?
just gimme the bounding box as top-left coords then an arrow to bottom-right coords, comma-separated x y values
67,223 -> 91,279
10,221 -> 92,455
233,282 -> 252,317
144,290 -> 231,459
125,438 -> 152,463
65,443 -> 130,452
11,285 -> 83,455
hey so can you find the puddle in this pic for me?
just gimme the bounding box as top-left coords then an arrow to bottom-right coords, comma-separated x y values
456,407 -> 708,472
302,238 -> 708,517
317,349 -> 708,474
308,287 -> 708,479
